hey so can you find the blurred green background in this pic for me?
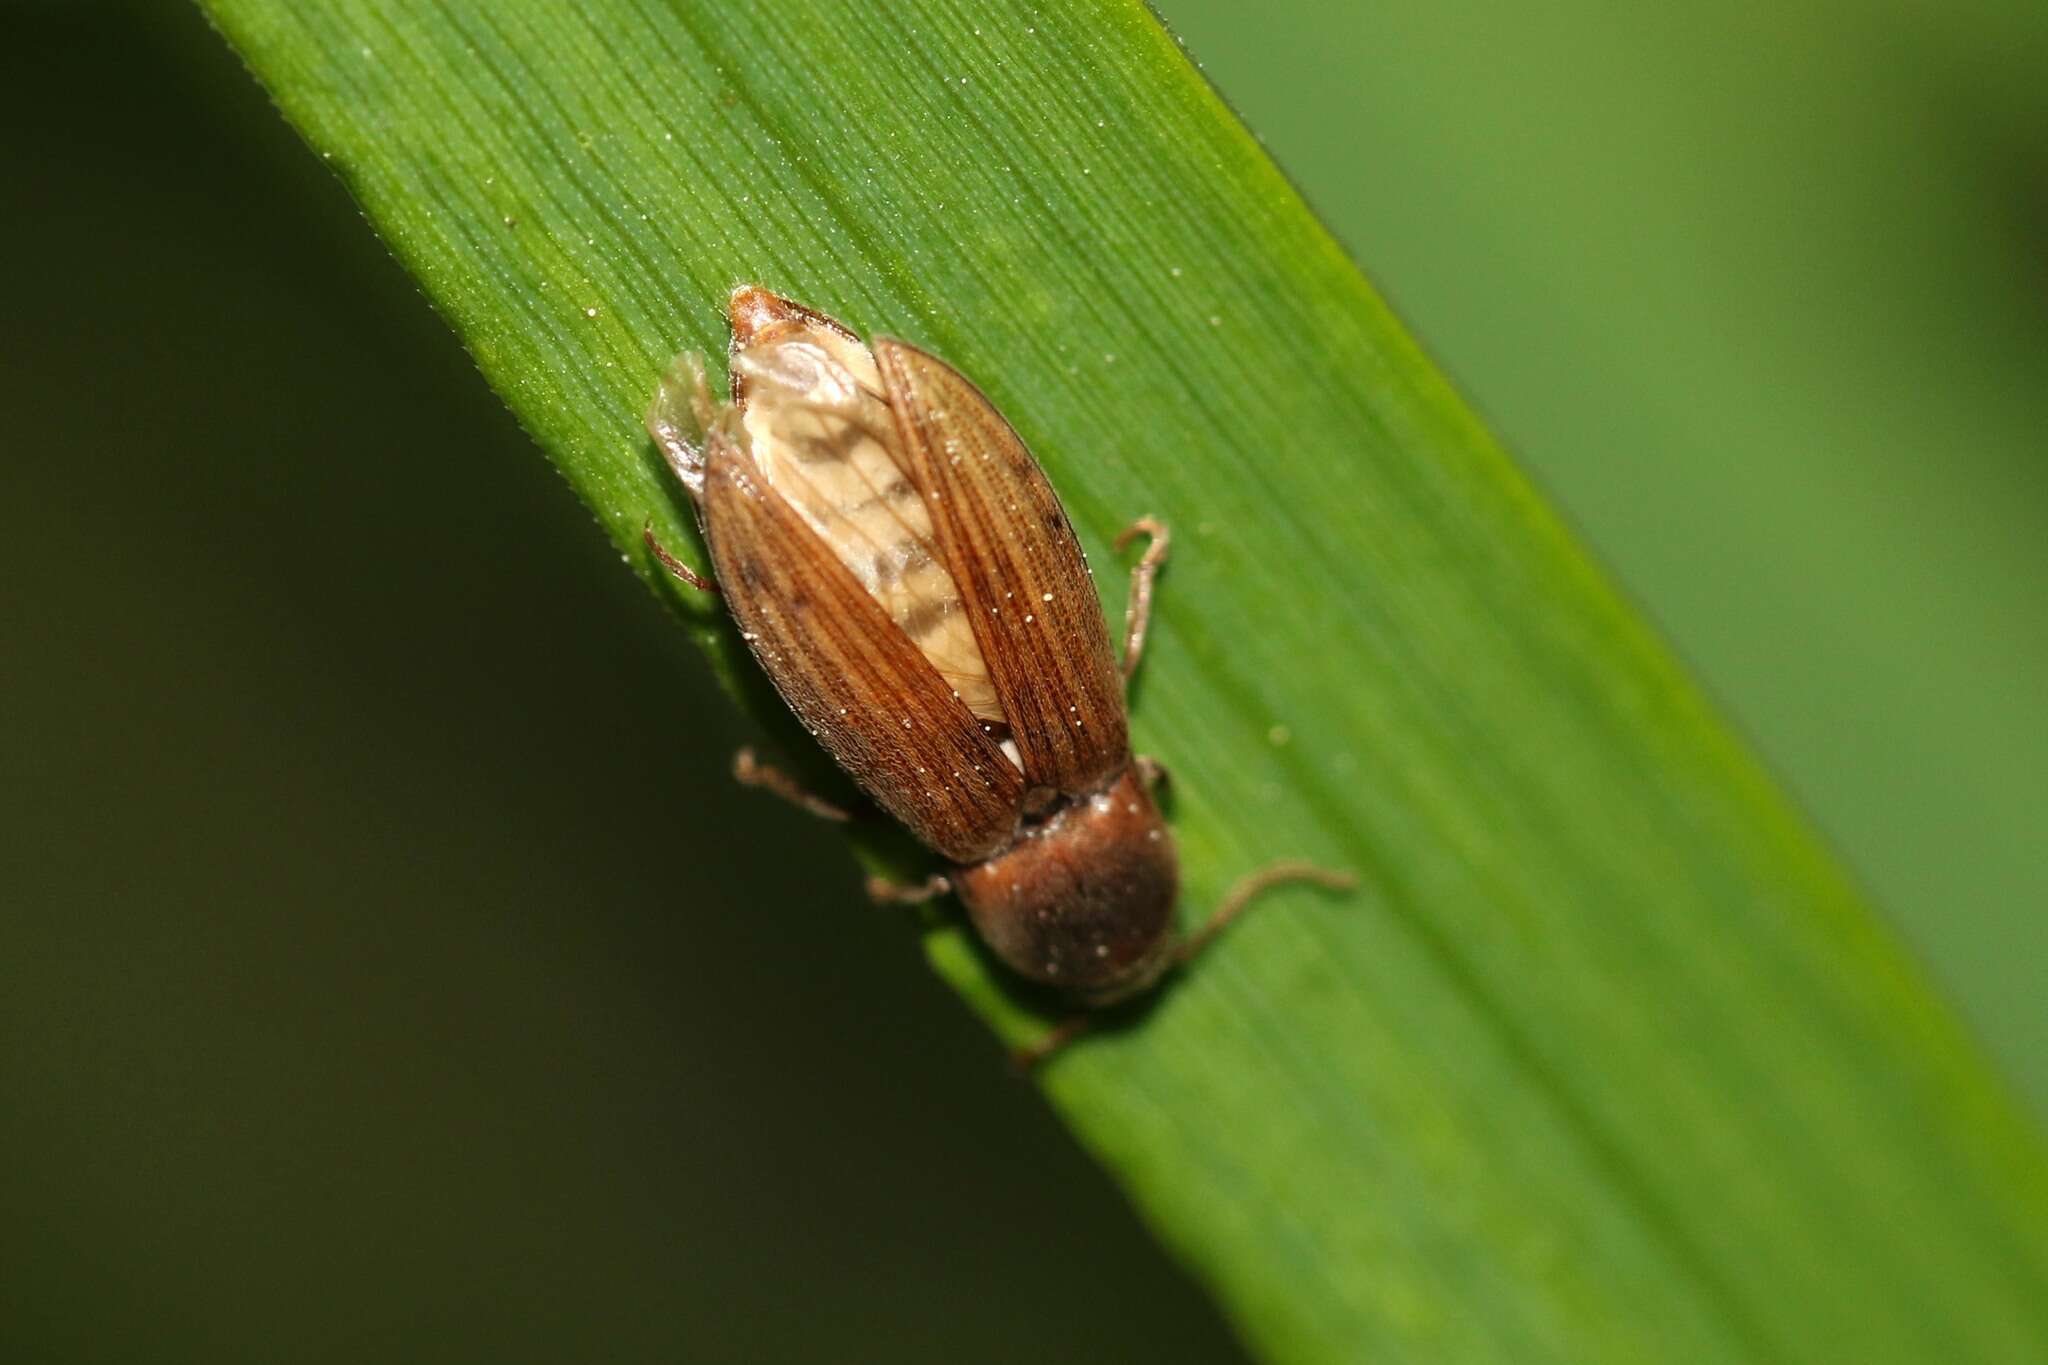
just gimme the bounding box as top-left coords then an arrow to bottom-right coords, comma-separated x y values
3,1 -> 2041,1361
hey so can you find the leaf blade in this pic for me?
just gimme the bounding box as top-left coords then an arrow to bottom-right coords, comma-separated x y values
199,1 -> 2048,1361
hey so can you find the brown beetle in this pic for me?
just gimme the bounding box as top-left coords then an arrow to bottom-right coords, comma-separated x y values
644,286 -> 1349,1061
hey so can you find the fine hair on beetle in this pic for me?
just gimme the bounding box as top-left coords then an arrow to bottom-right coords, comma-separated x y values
643,285 -> 1350,1063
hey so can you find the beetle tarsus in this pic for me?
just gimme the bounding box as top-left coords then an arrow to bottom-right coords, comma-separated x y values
733,746 -> 851,822
643,523 -> 719,593
864,872 -> 952,906
1179,861 -> 1356,966
1113,516 -> 1170,681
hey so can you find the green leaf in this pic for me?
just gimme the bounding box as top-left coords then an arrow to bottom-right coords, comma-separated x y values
199,1 -> 2048,1360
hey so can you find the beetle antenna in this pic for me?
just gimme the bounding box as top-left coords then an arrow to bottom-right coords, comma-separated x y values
1180,861 -> 1355,965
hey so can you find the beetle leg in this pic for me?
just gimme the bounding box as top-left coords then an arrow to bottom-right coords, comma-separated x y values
732,746 -> 851,822
1112,516 -> 1170,681
1179,860 -> 1355,965
642,523 -> 719,594
1134,753 -> 1171,795
1008,1014 -> 1096,1072
864,872 -> 952,906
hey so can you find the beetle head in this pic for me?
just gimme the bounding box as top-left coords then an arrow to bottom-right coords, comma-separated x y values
954,767 -> 1180,1006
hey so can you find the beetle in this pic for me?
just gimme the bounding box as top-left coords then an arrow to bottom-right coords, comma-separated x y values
643,286 -> 1349,1061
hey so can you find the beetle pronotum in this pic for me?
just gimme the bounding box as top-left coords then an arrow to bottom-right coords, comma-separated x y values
645,286 -> 1350,1063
